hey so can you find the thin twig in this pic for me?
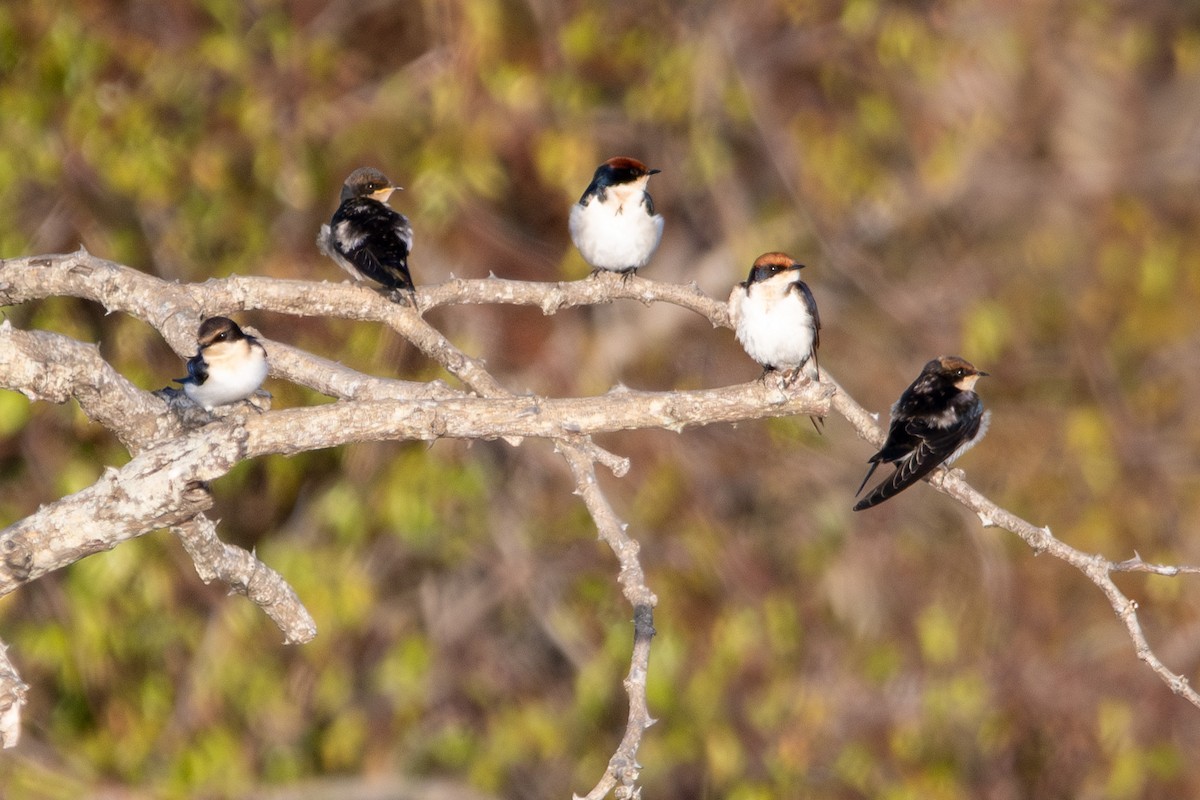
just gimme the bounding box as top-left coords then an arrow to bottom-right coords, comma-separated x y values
563,448 -> 657,800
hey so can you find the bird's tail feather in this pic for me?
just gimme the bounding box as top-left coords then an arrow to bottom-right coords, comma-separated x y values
854,460 -> 881,498
853,475 -> 903,511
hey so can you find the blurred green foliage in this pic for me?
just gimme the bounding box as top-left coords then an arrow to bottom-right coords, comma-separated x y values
3,0 -> 1200,798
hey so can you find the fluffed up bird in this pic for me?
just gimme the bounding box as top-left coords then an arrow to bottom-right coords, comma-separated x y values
176,317 -> 269,411
569,156 -> 663,277
317,167 -> 415,302
853,356 -> 990,511
729,252 -> 821,386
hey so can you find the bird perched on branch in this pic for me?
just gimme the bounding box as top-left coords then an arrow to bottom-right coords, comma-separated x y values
729,251 -> 821,386
853,356 -> 990,511
317,167 -> 415,302
176,317 -> 268,410
569,156 -> 663,278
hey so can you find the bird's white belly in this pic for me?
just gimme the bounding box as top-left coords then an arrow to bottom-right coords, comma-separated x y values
569,200 -> 663,271
734,290 -> 815,370
185,353 -> 269,409
946,410 -> 991,465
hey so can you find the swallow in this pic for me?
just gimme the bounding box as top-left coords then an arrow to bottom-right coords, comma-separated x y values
853,356 -> 990,511
729,252 -> 821,386
317,166 -> 415,301
568,156 -> 663,277
175,317 -> 269,411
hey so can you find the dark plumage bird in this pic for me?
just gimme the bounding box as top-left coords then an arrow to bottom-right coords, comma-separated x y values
175,317 -> 268,410
317,167 -> 415,300
853,356 -> 990,511
568,156 -> 663,277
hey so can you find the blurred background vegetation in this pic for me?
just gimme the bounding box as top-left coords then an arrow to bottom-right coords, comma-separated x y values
2,0 -> 1200,797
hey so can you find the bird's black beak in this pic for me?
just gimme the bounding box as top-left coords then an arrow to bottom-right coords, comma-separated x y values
648,168 -> 661,175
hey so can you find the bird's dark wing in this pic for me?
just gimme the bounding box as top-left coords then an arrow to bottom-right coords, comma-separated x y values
871,416 -> 923,464
175,353 -> 208,386
331,200 -> 415,290
853,408 -> 984,511
855,415 -> 911,497
784,277 -> 824,432
578,179 -> 605,206
790,278 -> 820,368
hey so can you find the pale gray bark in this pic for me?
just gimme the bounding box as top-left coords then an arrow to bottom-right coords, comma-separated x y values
1,250 -> 1197,798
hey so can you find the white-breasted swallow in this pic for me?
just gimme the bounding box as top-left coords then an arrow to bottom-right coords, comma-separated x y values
853,356 -> 990,511
317,167 -> 415,300
176,317 -> 269,410
568,156 -> 663,277
729,251 -> 821,386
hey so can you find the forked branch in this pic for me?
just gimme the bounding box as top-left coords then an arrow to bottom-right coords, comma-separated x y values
1,251 -> 1198,799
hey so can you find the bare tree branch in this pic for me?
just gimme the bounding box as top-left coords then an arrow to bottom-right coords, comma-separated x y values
829,375 -> 1200,709
563,447 -> 657,800
0,251 -> 667,777
2,249 -> 1200,795
172,515 -> 317,645
1,426 -> 221,593
1111,554 -> 1200,576
420,272 -> 730,324
0,321 -> 176,450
